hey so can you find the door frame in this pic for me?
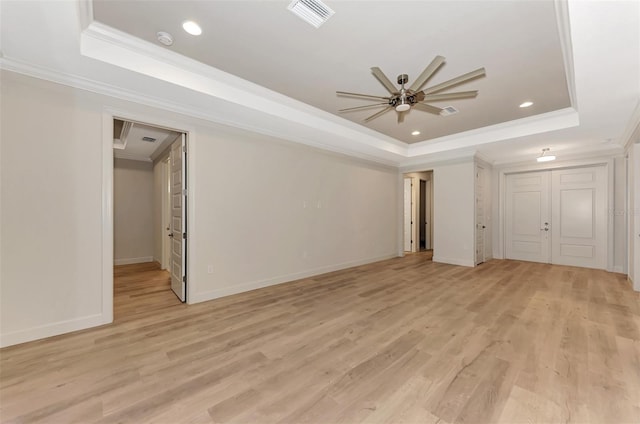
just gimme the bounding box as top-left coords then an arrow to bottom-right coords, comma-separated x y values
419,179 -> 427,251
102,107 -> 196,323
497,157 -> 614,272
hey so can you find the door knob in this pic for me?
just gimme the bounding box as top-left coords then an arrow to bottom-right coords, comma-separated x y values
168,233 -> 174,238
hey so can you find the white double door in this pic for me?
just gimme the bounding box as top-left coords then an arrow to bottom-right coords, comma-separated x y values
505,166 -> 607,269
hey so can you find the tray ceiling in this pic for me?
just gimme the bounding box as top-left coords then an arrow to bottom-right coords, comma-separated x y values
92,0 -> 571,144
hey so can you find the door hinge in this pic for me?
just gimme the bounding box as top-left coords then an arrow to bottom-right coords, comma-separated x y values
183,232 -> 187,239
182,145 -> 187,153
182,189 -> 187,196
182,275 -> 186,283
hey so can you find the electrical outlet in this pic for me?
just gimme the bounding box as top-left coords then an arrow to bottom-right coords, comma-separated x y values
207,265 -> 214,274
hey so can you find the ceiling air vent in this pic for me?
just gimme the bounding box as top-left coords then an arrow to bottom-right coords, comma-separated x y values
440,106 -> 459,116
288,0 -> 334,28
142,136 -> 157,142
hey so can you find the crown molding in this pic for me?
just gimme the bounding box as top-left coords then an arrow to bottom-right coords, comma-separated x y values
0,56 -> 405,167
555,0 -> 577,109
406,107 -> 579,158
80,21 -> 408,155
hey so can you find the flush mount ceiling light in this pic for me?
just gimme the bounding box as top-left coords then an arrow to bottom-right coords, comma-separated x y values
519,101 -> 533,108
288,0 -> 335,28
182,20 -> 202,36
156,31 -> 174,46
411,130 -> 421,136
536,148 -> 556,162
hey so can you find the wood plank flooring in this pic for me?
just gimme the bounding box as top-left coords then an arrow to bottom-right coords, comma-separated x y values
113,262 -> 183,322
1,255 -> 639,423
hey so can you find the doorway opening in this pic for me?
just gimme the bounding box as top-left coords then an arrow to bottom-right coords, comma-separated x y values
112,118 -> 188,321
403,171 -> 433,258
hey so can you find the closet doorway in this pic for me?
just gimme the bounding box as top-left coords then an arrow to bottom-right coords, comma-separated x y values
403,171 -> 433,255
112,118 -> 188,321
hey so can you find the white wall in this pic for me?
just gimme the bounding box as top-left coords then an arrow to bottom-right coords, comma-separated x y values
613,156 -> 626,274
152,152 -> 170,267
630,144 -> 640,289
1,71 -> 104,345
114,158 -> 154,265
0,71 -> 399,346
432,161 -> 476,267
189,127 -> 398,302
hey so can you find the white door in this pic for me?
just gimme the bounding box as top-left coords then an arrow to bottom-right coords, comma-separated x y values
475,166 -> 485,265
425,180 -> 432,250
505,171 -> 551,263
403,178 -> 412,252
170,134 -> 186,301
551,166 -> 607,268
161,157 -> 171,270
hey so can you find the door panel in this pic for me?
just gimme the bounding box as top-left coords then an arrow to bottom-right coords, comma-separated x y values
551,166 -> 606,269
170,134 -> 186,301
505,171 -> 550,263
475,166 -> 485,265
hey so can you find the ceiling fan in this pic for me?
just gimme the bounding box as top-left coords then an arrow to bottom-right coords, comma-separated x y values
337,56 -> 486,123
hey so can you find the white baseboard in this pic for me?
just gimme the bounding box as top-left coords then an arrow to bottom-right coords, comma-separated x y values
114,256 -> 154,266
432,255 -> 475,267
189,253 -> 399,304
0,313 -> 110,348
613,265 -> 625,274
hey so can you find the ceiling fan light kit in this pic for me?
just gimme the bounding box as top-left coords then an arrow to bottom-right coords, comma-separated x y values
337,55 -> 486,124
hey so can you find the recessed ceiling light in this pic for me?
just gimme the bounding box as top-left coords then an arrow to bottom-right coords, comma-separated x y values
519,101 -> 533,108
411,130 -> 421,136
182,21 -> 202,36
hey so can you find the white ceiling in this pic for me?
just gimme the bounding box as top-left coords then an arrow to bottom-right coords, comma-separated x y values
93,0 -> 571,144
0,0 -> 638,167
113,119 -> 181,162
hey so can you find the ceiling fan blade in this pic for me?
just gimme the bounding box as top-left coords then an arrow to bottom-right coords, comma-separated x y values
339,103 -> 389,112
397,111 -> 405,124
371,67 -> 398,94
364,106 -> 393,122
409,55 -> 446,92
414,103 -> 444,115
336,91 -> 390,101
422,91 -> 478,102
423,68 -> 486,95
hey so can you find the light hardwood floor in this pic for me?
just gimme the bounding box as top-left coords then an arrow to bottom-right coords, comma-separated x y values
113,262 -> 183,322
1,255 -> 639,423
